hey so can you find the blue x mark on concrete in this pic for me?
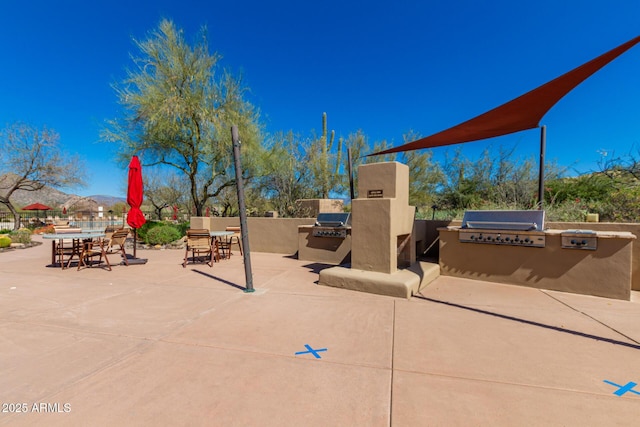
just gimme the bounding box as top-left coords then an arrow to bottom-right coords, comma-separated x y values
295,344 -> 327,359
603,380 -> 640,397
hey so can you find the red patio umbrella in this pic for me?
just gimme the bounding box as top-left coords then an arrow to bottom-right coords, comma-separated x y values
22,203 -> 52,222
127,155 -> 146,258
23,203 -> 53,211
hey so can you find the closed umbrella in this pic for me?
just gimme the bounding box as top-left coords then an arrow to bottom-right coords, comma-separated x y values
127,155 -> 146,259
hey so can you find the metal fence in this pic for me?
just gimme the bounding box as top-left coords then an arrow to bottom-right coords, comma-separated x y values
0,210 -> 128,231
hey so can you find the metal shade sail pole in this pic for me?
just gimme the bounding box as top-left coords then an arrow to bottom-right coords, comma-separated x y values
538,125 -> 546,210
231,125 -> 254,293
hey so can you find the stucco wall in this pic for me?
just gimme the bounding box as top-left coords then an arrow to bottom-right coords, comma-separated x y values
423,220 -> 640,291
295,199 -> 343,216
438,227 -> 634,300
297,226 -> 352,264
547,222 -> 640,291
193,217 -> 316,254
191,217 -> 640,292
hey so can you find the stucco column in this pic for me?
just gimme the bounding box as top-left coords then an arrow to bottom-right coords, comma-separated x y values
351,162 -> 415,274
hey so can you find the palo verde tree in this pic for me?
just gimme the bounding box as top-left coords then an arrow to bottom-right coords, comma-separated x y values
340,130 -> 398,199
258,131 -> 317,217
0,123 -> 85,230
346,130 -> 443,213
400,131 -> 444,213
103,19 -> 262,216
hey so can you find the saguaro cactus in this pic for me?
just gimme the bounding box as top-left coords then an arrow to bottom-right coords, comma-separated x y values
319,112 -> 343,199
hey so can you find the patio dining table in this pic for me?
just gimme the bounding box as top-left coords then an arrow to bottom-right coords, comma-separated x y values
43,232 -> 106,269
209,230 -> 234,238
209,230 -> 234,260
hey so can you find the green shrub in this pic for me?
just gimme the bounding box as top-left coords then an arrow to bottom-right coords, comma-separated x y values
9,228 -> 32,244
174,221 -> 190,236
138,220 -> 187,243
146,225 -> 181,245
0,235 -> 11,248
0,229 -> 11,234
136,220 -> 164,243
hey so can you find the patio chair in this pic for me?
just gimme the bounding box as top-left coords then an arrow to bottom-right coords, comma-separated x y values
103,225 -> 118,244
78,228 -> 130,271
224,226 -> 243,256
103,228 -> 130,267
55,239 -> 80,269
53,227 -> 83,268
78,238 -> 110,270
183,228 -> 219,267
216,234 -> 231,259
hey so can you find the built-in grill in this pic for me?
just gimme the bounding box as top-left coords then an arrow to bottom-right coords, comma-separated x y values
313,212 -> 351,238
458,210 -> 546,248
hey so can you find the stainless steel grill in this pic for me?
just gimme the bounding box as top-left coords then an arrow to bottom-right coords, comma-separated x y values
461,210 -> 544,231
459,210 -> 546,248
561,229 -> 597,250
313,212 -> 351,238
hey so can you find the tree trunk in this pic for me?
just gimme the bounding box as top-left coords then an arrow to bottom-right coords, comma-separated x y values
7,203 -> 21,230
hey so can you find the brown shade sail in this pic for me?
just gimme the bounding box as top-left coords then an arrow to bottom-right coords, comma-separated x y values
370,35 -> 640,157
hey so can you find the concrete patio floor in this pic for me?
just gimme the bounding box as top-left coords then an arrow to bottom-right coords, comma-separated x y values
1,235 -> 639,426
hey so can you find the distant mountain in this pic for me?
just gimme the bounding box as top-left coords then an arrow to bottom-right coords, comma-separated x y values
89,195 -> 127,207
1,174 -> 125,209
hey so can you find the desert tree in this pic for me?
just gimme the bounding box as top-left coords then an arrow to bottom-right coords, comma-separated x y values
103,19 -> 262,216
400,131 -> 444,214
339,130 -> 444,212
0,123 -> 85,229
339,131 -> 397,200
257,131 -> 316,217
143,168 -> 188,220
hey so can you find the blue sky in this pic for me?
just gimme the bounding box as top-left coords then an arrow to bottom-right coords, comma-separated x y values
1,0 -> 639,197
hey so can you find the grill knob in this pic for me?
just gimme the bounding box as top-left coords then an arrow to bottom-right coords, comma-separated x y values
581,240 -> 588,245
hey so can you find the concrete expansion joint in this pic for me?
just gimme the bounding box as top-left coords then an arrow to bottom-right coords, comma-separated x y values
541,290 -> 640,346
396,370 -> 619,398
